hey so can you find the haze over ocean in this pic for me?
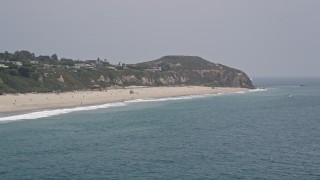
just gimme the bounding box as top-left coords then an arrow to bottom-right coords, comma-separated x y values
1,78 -> 319,179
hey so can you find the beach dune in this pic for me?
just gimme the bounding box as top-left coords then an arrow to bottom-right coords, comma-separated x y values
0,86 -> 248,113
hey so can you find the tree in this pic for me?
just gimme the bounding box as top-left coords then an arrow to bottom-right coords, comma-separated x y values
18,67 -> 30,77
60,58 -> 75,66
51,54 -> 58,61
37,55 -> 52,63
10,51 -> 35,61
3,51 -> 10,60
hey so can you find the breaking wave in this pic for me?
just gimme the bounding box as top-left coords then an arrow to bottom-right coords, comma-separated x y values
0,89 -> 265,122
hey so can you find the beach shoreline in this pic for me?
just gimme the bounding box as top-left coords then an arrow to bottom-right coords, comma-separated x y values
0,86 -> 249,113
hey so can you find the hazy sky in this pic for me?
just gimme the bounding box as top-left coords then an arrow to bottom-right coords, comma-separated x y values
1,0 -> 319,77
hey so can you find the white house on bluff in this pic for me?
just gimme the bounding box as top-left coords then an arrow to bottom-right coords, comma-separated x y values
7,61 -> 22,66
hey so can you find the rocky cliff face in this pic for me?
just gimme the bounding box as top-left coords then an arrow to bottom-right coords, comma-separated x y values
132,56 -> 254,88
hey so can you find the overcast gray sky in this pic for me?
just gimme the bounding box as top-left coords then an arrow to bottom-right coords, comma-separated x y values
1,0 -> 319,77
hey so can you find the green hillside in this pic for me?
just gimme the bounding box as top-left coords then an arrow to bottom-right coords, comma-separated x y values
0,51 -> 254,94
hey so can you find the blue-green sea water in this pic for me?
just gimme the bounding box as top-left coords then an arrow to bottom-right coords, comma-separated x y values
1,78 -> 320,179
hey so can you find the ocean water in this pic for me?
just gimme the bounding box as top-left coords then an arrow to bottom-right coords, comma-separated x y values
1,78 -> 320,179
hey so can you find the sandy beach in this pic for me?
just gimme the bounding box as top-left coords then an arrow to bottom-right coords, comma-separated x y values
0,86 -> 249,113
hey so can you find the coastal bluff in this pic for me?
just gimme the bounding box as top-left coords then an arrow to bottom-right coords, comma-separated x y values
0,52 -> 254,94
134,56 -> 253,88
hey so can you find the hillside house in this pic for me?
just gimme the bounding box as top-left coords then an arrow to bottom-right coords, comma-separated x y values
75,63 -> 86,69
146,66 -> 162,72
107,66 -> 117,70
86,59 -> 102,66
30,60 -> 39,64
75,62 -> 95,69
7,61 -> 23,66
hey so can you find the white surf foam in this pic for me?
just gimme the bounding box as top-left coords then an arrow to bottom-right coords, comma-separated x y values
0,102 -> 126,122
0,94 -> 213,122
236,91 -> 247,94
0,89 -> 266,122
125,95 -> 205,103
249,88 -> 267,92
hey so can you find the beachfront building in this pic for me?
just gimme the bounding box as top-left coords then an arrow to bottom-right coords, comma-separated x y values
91,84 -> 102,90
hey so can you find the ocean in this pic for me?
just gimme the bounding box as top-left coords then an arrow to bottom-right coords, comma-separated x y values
0,77 -> 320,179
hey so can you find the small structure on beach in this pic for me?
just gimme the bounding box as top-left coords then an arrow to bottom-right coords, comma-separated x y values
91,85 -> 102,90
